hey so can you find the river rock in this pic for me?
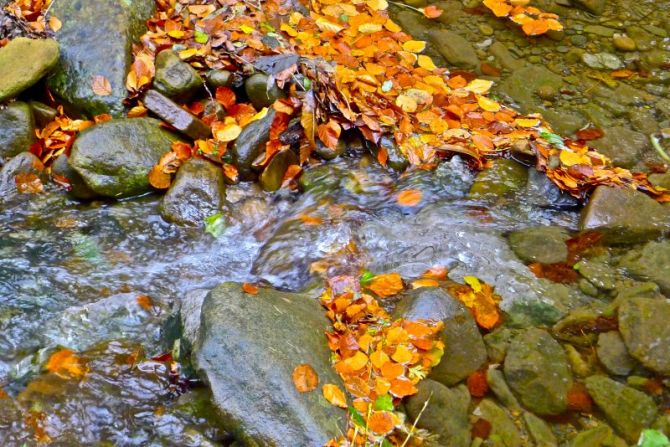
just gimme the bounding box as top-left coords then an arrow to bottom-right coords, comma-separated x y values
244,73 -> 285,109
47,0 -> 155,117
375,135 -> 409,171
503,328 -> 572,415
153,50 -> 203,101
590,126 -> 648,168
619,241 -> 670,295
405,380 -> 471,447
0,152 -> 43,200
232,108 -> 276,180
190,283 -> 344,445
524,169 -> 580,209
569,425 -> 628,447
28,101 -> 57,127
508,226 -> 570,265
498,65 -> 563,114
572,0 -> 606,14
159,158 -> 226,226
206,70 -> 234,89
0,37 -> 60,102
394,287 -> 487,386
486,368 -> 522,412
260,149 -> 298,192
0,102 -> 36,160
523,412 -> 557,446
476,398 -> 522,447
427,29 -> 479,69
618,297 -> 670,375
579,186 -> 669,245
51,154 -> 98,200
585,375 -> 657,442
596,331 -> 636,376
143,90 -> 211,140
469,159 -> 528,200
69,118 -> 180,198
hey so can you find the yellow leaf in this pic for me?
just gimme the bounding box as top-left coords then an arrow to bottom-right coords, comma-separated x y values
477,96 -> 501,112
345,351 -> 369,371
316,18 -> 344,33
366,0 -> 388,10
395,94 -> 418,112
464,79 -> 494,94
402,40 -> 426,53
213,122 -> 242,142
384,19 -> 402,33
417,55 -> 437,70
48,16 -> 62,32
359,23 -> 383,33
167,29 -> 185,39
280,23 -> 298,37
239,24 -> 255,34
323,383 -> 347,408
514,118 -> 541,128
250,107 -> 268,122
391,344 -> 413,364
463,276 -> 482,293
559,150 -> 589,167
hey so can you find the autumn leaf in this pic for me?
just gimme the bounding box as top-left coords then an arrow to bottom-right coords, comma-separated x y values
396,189 -> 423,206
215,87 -> 236,109
212,120 -> 242,142
91,75 -> 112,96
368,411 -> 394,434
242,283 -> 259,295
366,273 -> 404,298
421,5 -> 443,18
45,348 -> 85,379
317,120 -> 341,150
323,383 -> 347,408
48,15 -> 62,32
292,364 -> 319,392
136,294 -> 154,311
15,173 -> 44,194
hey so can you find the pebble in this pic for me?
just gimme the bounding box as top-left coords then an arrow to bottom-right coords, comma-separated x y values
479,24 -> 494,36
612,34 -> 636,52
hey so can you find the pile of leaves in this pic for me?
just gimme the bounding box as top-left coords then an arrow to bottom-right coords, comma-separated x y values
482,0 -> 563,36
4,0 -> 61,36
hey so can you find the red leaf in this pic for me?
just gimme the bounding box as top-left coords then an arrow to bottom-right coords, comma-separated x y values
317,120 -> 341,150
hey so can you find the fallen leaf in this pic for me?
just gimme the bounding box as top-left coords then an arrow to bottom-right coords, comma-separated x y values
242,283 -> 259,295
317,120 -> 341,149
368,411 -> 394,434
292,364 -> 319,392
323,383 -> 347,408
421,5 -> 443,18
15,173 -> 43,194
396,189 -> 423,206
136,294 -> 154,311
45,348 -> 85,379
91,75 -> 112,96
366,273 -> 404,298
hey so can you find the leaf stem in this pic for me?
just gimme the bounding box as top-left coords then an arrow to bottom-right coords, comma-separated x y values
650,133 -> 670,163
400,391 -> 432,447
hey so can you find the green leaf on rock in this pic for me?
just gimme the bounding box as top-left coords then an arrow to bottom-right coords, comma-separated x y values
638,429 -> 670,447
205,213 -> 226,238
359,271 -> 375,286
348,406 -> 366,427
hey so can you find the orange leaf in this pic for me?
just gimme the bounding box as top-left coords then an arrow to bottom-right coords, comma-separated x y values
91,75 -> 112,96
148,165 -> 172,189
421,5 -> 443,18
136,294 -> 154,311
15,173 -> 43,194
215,87 -> 236,109
292,364 -> 319,393
411,278 -> 439,289
242,283 -> 259,295
323,383 -> 347,408
317,120 -> 341,150
45,349 -> 85,379
396,189 -> 423,206
522,19 -> 549,36
368,411 -> 394,434
367,273 -> 404,298
483,0 -> 513,17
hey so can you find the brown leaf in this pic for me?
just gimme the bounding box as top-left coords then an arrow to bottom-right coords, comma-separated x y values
15,173 -> 43,194
45,348 -> 85,379
92,75 -> 112,96
292,364 -> 319,393
317,119 -> 341,150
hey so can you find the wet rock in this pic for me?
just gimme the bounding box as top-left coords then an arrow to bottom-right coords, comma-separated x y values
569,425 -> 628,447
315,139 -> 346,160
585,375 -> 657,442
427,29 -> 479,68
552,305 -> 604,346
395,287 -> 487,386
47,0 -> 155,117
51,154 -> 98,200
476,398 -> 521,447
260,149 -> 298,192
0,152 -> 43,200
618,297 -> 670,375
0,102 -> 36,160
524,169 -> 580,209
143,90 -> 211,140
489,42 -> 524,71
69,118 -> 181,198
612,34 -> 636,52
580,186 -> 669,245
582,53 -> 623,70
206,70 -> 234,88
486,368 -> 522,412
469,159 -> 528,200
574,258 -> 617,291
298,163 -> 343,194
503,328 -> 572,415
405,380 -> 471,447
572,0 -> 606,14
596,331 -> 636,376
374,135 -> 409,171
159,158 -> 226,226
484,327 -> 518,364
0,37 -> 59,102
153,50 -> 203,101
244,73 -> 285,109
498,65 -> 563,114
641,49 -> 670,70
620,241 -> 670,295
232,108 -> 276,180
590,126 -> 648,168
508,226 -> 569,265
523,412 -> 557,446
191,283 -> 344,445
179,289 -> 209,355
28,100 -> 57,127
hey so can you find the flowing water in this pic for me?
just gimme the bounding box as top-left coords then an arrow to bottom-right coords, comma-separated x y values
1,0 -> 669,444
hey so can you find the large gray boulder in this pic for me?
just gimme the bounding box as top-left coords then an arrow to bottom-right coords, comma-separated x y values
0,37 -> 60,102
580,186 -> 669,244
0,152 -> 43,201
395,287 -> 487,386
47,0 -> 155,117
0,102 -> 36,160
69,118 -> 180,198
191,283 -> 344,446
503,328 -> 572,415
618,297 -> 670,375
159,158 -> 226,226
591,126 -> 649,168
619,241 -> 670,295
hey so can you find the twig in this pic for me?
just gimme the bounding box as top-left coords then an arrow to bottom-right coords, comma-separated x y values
44,0 -> 56,17
650,133 -> 670,163
400,391 -> 432,447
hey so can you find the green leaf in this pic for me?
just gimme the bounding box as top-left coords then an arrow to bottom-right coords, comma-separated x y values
638,429 -> 670,447
303,78 -> 312,91
382,439 -> 394,447
360,271 -> 375,286
348,406 -> 366,427
381,80 -> 393,93
194,30 -> 209,44
374,394 -> 394,411
260,22 -> 276,32
205,213 -> 226,238
539,130 -> 566,148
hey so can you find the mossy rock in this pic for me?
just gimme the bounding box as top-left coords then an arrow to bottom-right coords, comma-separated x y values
0,38 -> 59,102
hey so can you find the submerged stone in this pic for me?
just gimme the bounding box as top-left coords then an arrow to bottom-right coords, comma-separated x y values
191,283 -> 344,445
260,149 -> 298,192
0,102 -> 36,160
0,152 -> 43,201
618,297 -> 670,375
69,118 -> 180,198
159,158 -> 226,226
469,159 -> 528,200
508,226 -> 570,265
51,154 -> 98,200
427,29 -> 479,68
47,0 -> 155,117
0,37 -> 59,102
619,241 -> 670,295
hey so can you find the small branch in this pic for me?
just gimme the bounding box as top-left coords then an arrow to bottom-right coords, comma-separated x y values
650,133 -> 670,163
400,391 -> 432,447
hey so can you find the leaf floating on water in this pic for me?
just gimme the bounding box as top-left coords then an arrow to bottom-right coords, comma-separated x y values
136,294 -> 154,312
45,348 -> 85,379
204,213 -> 226,238
15,173 -> 44,194
292,363 -> 319,393
421,5 -> 443,18
91,75 -> 112,96
396,189 -> 423,207
366,273 -> 404,298
323,383 -> 347,408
